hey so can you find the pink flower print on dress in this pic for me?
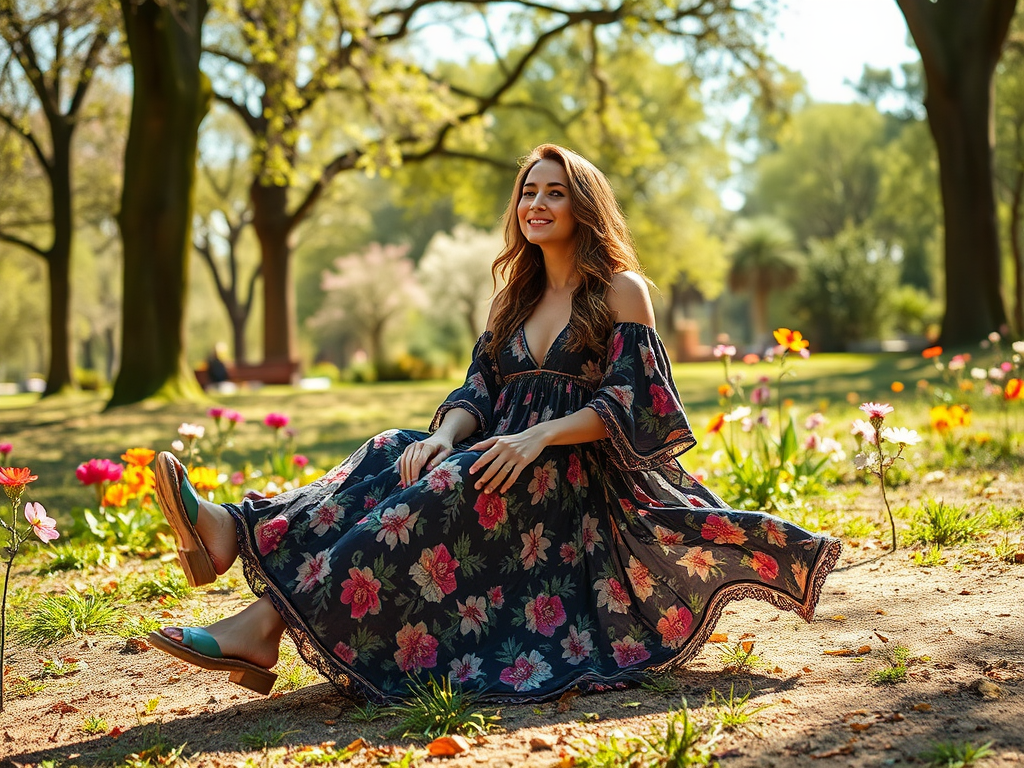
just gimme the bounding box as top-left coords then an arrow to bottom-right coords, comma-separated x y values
333,641 -> 358,665
308,501 -> 343,535
498,650 -> 552,692
426,460 -> 462,493
376,503 -> 418,550
762,519 -> 787,547
409,543 -> 460,603
323,463 -> 352,484
649,384 -> 675,416
676,546 -> 719,582
581,513 -> 602,553
449,653 -> 483,683
527,460 -> 557,505
595,577 -> 631,614
560,542 -> 578,565
524,594 -> 567,637
656,605 -> 693,649
457,596 -> 488,637
520,522 -> 551,569
750,551 -> 780,580
254,515 -> 289,556
654,525 -> 684,547
294,549 -> 333,593
560,625 -> 594,665
611,636 -> 651,668
606,385 -> 634,410
625,556 -> 654,602
640,343 -> 657,376
609,331 -> 624,363
373,430 -> 398,449
487,585 -> 504,608
394,622 -> 438,673
339,566 -> 382,619
566,452 -> 588,489
474,492 -> 507,530
701,514 -> 748,546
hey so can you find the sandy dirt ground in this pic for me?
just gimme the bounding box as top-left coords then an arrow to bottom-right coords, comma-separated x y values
3,538 -> 1023,768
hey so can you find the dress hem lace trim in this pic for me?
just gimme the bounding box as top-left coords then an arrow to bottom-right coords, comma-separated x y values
585,400 -> 697,471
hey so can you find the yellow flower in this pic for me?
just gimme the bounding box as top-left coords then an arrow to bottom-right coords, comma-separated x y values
974,432 -> 991,445
949,404 -> 971,428
102,483 -> 134,508
188,466 -> 220,492
929,405 -> 951,433
717,383 -> 734,398
121,448 -> 156,467
959,381 -> 975,392
124,465 -> 155,498
773,328 -> 810,353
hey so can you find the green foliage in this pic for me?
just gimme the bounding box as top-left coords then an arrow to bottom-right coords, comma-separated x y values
350,702 -> 392,723
841,516 -> 878,540
81,715 -> 109,734
130,568 -> 193,602
704,685 -> 773,734
919,740 -> 993,768
386,675 -> 499,738
272,655 -> 320,692
905,500 -> 986,547
870,643 -> 911,685
239,718 -> 299,750
719,642 -> 762,673
574,700 -> 720,768
639,672 -> 678,695
77,506 -> 166,550
16,590 -> 120,645
36,543 -> 115,574
912,545 -> 946,567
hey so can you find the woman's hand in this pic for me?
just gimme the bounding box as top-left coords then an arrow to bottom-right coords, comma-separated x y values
398,435 -> 454,488
468,427 -> 549,495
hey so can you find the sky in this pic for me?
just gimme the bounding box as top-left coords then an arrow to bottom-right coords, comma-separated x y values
768,0 -> 921,103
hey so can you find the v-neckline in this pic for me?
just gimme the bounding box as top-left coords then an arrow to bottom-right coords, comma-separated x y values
520,320 -> 570,369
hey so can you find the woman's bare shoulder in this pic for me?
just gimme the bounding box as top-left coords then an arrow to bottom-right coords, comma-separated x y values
485,288 -> 508,333
607,271 -> 656,327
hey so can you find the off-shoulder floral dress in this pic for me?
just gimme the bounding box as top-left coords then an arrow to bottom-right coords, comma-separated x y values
226,321 -> 841,703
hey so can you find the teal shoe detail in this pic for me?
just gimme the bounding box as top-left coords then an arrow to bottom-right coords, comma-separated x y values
179,627 -> 223,658
178,472 -> 202,526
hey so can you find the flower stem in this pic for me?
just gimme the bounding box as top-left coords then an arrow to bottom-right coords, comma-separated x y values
0,550 -> 14,713
875,428 -> 897,551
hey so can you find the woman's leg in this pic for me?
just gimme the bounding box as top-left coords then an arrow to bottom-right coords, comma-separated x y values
194,498 -> 240,574
159,593 -> 285,669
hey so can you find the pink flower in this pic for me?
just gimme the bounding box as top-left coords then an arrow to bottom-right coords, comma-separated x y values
566,452 -> 587,489
340,566 -> 382,619
527,460 -> 558,505
394,622 -> 438,673
409,544 -> 460,602
649,384 -> 675,416
254,514 -> 289,556
560,542 -> 578,564
499,650 -> 552,692
524,594 -> 567,637
520,522 -> 551,569
426,460 -> 462,493
376,503 -> 418,549
676,546 -> 718,581
581,513 -> 603,553
292,454 -> 309,469
611,636 -> 651,668
750,551 -> 780,580
625,556 -> 654,602
713,344 -> 736,358
75,458 -> 124,486
762,519 -> 788,547
207,406 -> 225,419
333,641 -> 358,665
223,409 -> 244,424
560,625 -> 594,665
474,492 -> 507,530
264,412 -> 290,429
609,331 -> 624,363
230,471 -> 245,486
657,606 -> 693,649
700,514 -> 747,546
295,549 -> 333,593
750,383 -> 770,405
457,596 -> 488,637
850,418 -> 878,445
24,502 -> 59,543
859,402 -> 894,421
449,653 -> 483,682
595,577 -> 631,614
654,525 -> 684,547
0,443 -> 11,456
487,585 -> 504,608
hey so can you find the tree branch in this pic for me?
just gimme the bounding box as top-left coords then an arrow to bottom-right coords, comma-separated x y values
0,107 -> 50,172
212,89 -> 261,134
0,227 -> 49,259
69,31 -> 111,118
287,150 -> 361,231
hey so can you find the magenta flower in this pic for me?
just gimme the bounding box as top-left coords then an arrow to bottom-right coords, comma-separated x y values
207,406 -> 225,419
292,454 -> 309,469
712,344 -> 736,358
859,402 -> 894,421
25,502 -> 59,543
75,458 -> 124,486
223,409 -> 244,424
0,442 -> 11,457
264,412 -> 290,429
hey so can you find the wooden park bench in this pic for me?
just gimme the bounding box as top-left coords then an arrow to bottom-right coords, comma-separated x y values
195,360 -> 300,388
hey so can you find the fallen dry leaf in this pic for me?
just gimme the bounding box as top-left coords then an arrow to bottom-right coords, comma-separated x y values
874,631 -> 889,643
556,689 -> 579,713
810,739 -> 856,759
530,735 -> 557,751
739,632 -> 755,640
740,641 -> 755,653
709,633 -> 728,643
849,721 -> 873,732
912,703 -> 931,712
857,645 -> 871,654
824,649 -> 855,656
47,701 -> 79,715
427,735 -> 471,756
831,615 -> 847,621
972,679 -> 1002,700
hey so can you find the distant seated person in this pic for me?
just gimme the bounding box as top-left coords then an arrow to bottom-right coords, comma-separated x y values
204,343 -> 236,393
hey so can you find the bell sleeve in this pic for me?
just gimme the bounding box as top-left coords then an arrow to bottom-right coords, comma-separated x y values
584,322 -> 696,470
430,331 -> 500,435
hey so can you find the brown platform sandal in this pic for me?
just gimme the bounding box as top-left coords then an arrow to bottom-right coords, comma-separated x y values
154,451 -> 218,586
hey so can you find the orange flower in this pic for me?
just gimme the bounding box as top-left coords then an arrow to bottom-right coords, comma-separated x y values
103,483 -> 134,508
188,466 -> 220,492
124,465 -> 155,497
121,448 -> 156,467
705,413 -> 726,435
930,405 -> 951,433
717,383 -> 734,398
922,346 -> 943,359
773,328 -> 810,353
0,467 -> 38,487
1005,378 -> 1023,401
891,381 -> 904,393
949,404 -> 971,428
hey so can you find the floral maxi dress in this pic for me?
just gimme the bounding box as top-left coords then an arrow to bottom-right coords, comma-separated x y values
226,321 -> 842,702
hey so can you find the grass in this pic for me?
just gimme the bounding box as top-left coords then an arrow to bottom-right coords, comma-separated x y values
719,641 -> 762,673
905,499 -> 986,547
386,674 -> 499,738
704,684 -> 773,733
238,717 -> 299,750
870,643 -> 912,685
130,568 -> 193,602
639,672 -> 679,695
81,715 -> 109,734
919,740 -> 993,767
35,542 -> 115,574
16,589 -> 121,644
350,701 -> 392,723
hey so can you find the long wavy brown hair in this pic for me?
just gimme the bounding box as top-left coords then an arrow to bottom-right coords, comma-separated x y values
486,144 -> 645,358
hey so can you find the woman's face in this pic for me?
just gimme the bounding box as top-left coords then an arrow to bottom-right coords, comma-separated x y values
517,158 -> 576,252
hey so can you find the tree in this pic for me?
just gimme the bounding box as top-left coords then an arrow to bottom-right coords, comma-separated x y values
896,0 -> 1018,345
996,15 -> 1024,333
108,0 -> 210,407
0,0 -> 116,395
727,216 -> 801,347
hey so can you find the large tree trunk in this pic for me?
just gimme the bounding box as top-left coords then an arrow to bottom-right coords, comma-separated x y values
1011,166 -> 1024,334
109,0 -> 210,407
897,0 -> 1017,346
251,181 -> 296,366
44,125 -> 74,396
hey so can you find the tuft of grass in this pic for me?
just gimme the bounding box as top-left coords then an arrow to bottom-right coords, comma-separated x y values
386,675 -> 499,738
273,654 -> 320,692
870,643 -> 911,685
293,740 -> 371,765
575,699 -> 720,768
906,499 -> 986,547
239,717 -> 299,750
130,568 -> 193,602
842,515 -> 878,540
6,675 -> 46,698
36,543 -> 114,574
719,641 -> 762,673
913,544 -> 946,567
919,739 -> 993,768
81,715 -> 109,734
17,590 -> 120,644
38,657 -> 84,678
705,684 -> 773,733
116,614 -> 162,639
639,672 -> 678,695
985,505 -> 1024,531
350,702 -> 392,723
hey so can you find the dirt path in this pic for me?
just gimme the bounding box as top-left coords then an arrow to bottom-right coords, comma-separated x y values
3,545 -> 1023,768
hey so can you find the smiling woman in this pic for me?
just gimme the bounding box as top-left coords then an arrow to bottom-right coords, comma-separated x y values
146,143 -> 841,704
